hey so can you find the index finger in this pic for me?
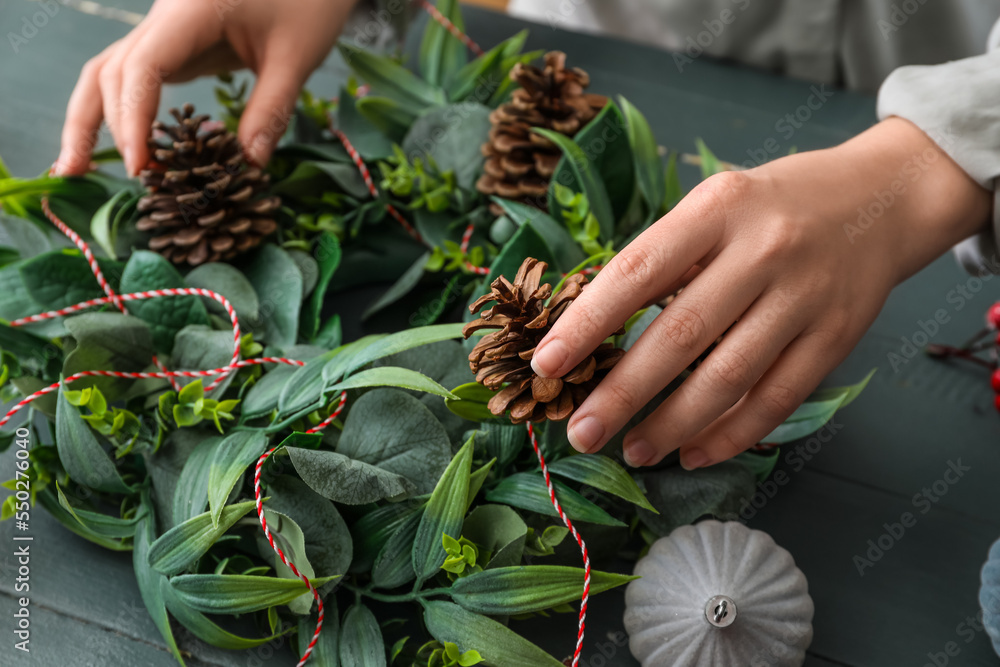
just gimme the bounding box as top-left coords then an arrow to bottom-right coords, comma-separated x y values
530,186 -> 724,379
55,56 -> 108,175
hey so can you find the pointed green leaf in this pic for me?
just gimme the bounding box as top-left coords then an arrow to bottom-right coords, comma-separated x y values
133,491 -> 185,665
619,96 -> 666,215
412,436 -> 473,584
533,128 -> 614,241
329,366 -> 457,399
546,454 -> 656,512
339,603 -> 387,667
450,565 -> 638,614
169,573 -> 338,614
147,499 -> 257,575
55,381 -> 134,494
485,472 -> 625,526
339,43 -> 446,109
207,431 -> 268,526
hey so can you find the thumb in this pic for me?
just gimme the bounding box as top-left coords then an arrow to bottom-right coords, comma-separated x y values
238,55 -> 307,166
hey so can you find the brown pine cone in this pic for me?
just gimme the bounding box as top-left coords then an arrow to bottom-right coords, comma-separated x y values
136,104 -> 280,266
463,257 -> 624,423
476,52 -> 607,215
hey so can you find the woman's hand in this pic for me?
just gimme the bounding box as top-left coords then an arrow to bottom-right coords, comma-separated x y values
55,0 -> 357,177
531,118 -> 991,469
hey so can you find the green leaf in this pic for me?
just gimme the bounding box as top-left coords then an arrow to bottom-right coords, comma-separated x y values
273,161 -> 370,201
90,189 -> 131,259
363,251 -> 428,321
491,199 -> 586,274
55,381 -> 134,494
339,43 -> 446,109
337,389 -> 452,495
412,436 -> 474,584
764,370 -> 874,444
133,491 -> 185,665
277,349 -> 339,419
301,234 -> 341,340
170,431 -> 223,525
329,366 -> 457,399
19,250 -> 124,312
0,321 -> 61,380
170,325 -> 238,395
619,96 -> 666,215
402,103 -> 491,190
337,89 -> 394,160
419,0 -> 467,87
450,565 -> 637,614
147,500 -> 257,575
62,312 -> 153,402
533,128 -> 614,241
254,509 -> 316,614
341,323 -> 465,377
664,151 -> 682,210
241,365 -> 300,420
355,97 -> 419,143
350,501 -> 424,575
371,506 -> 423,589
184,262 -> 260,322
637,461 -> 756,536
461,504 -> 527,570
169,573 -> 338,615
0,214 -> 50,257
207,431 -> 268,526
241,244 -> 303,347
263,475 -> 353,585
444,382 -> 497,422
695,138 -> 725,179
734,449 -> 780,483
546,454 -> 656,511
162,579 -> 296,650
483,222 -> 556,288
119,250 -> 209,351
298,599 -> 340,666
287,447 -> 416,505
423,601 -> 564,667
35,486 -> 131,550
482,422 -> 525,469
55,486 -> 140,538
485,472 -> 625,527
444,38 -> 506,102
571,101 -> 635,224
339,603 -> 387,667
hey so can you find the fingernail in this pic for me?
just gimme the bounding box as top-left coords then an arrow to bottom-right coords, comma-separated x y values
567,415 -> 604,453
51,152 -> 68,176
530,338 -> 568,378
623,439 -> 654,468
681,449 -> 708,470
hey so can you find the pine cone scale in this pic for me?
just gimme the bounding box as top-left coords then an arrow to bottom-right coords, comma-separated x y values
463,258 -> 623,424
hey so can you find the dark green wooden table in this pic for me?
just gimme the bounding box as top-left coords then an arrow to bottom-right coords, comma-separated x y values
3,1 -> 1000,665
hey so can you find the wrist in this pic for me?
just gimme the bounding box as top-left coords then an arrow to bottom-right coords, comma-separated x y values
831,117 -> 992,284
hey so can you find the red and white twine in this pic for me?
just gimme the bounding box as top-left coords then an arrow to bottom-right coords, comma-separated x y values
1,4 -> 593,664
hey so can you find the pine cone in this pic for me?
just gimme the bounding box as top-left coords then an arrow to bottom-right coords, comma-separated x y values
463,258 -> 624,424
136,104 -> 280,266
476,52 -> 607,215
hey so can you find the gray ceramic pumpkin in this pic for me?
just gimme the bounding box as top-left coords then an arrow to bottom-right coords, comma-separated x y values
624,520 -> 813,666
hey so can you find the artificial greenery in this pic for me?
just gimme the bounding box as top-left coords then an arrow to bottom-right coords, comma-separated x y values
0,3 -> 869,665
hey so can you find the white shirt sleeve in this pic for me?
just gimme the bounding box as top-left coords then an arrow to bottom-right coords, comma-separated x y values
877,22 -> 1000,274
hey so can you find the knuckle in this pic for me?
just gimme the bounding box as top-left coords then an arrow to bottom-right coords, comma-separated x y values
604,379 -> 641,411
609,245 -> 659,292
656,303 -> 709,354
694,170 -> 753,217
755,382 -> 801,423
703,348 -> 757,393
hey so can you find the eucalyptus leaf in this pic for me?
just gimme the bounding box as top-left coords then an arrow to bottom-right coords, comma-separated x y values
119,250 -> 209,352
55,382 -> 134,494
241,244 -> 303,347
170,325 -> 238,394
0,214 -> 50,257
62,312 -> 153,402
337,388 -> 451,495
184,262 -> 261,321
20,250 -> 125,312
637,462 -> 756,536
287,447 -> 416,505
402,103 -> 491,190
462,504 -> 527,570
